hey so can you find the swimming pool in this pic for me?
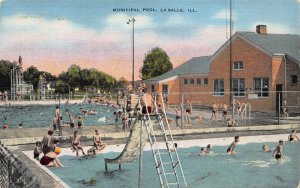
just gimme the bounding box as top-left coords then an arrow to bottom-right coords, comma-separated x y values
47,135 -> 300,188
0,103 -> 117,128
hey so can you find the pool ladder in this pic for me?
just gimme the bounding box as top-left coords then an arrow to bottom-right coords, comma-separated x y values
142,93 -> 188,188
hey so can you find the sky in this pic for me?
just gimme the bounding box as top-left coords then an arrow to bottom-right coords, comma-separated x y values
0,0 -> 299,80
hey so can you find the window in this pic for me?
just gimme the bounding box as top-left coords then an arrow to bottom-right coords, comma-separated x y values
233,61 -> 244,70
151,85 -> 155,92
232,78 -> 245,96
190,79 -> 194,85
213,79 -> 224,96
254,78 -> 269,97
291,75 -> 298,85
197,79 -> 201,85
184,79 -> 188,85
204,78 -> 208,86
162,85 -> 168,94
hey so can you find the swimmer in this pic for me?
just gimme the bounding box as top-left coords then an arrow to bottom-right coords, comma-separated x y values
18,123 -> 23,128
206,144 -> 212,153
87,147 -> 97,156
210,102 -> 217,121
273,140 -> 284,160
262,145 -> 272,152
2,124 -> 8,129
185,98 -> 192,127
227,136 -> 239,155
174,106 -> 180,128
288,130 -> 299,142
33,141 -> 42,160
222,102 -> 228,121
77,116 -> 83,128
40,151 -> 63,167
170,143 -> 178,152
139,86 -> 153,115
72,130 -> 86,156
93,130 -> 107,151
69,113 -> 75,128
200,147 -> 207,155
41,130 -> 53,154
227,117 -> 238,127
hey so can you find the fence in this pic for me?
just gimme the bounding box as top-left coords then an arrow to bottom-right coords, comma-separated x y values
0,142 -> 41,188
0,90 -> 299,142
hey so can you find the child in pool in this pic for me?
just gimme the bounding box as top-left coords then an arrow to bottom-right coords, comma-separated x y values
262,145 -> 272,152
288,130 -> 299,142
273,140 -> 284,160
227,136 -> 239,155
200,147 -> 207,155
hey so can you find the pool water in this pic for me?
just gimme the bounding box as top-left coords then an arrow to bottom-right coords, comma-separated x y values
50,141 -> 300,188
0,104 -> 117,128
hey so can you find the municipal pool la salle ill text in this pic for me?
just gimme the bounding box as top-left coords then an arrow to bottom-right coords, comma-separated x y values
112,8 -> 197,13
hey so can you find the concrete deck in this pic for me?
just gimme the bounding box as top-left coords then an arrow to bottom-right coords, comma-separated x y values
1,122 -> 300,146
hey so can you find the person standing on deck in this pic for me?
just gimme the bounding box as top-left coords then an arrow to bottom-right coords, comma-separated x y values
41,130 -> 54,154
185,98 -> 192,127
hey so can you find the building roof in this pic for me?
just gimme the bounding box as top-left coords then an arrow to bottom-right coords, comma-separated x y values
145,56 -> 211,82
238,32 -> 300,62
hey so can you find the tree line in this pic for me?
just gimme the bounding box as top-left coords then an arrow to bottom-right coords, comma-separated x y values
0,60 -> 127,93
0,46 -> 173,93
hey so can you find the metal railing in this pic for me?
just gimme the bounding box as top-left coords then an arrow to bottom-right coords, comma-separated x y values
0,142 -> 41,188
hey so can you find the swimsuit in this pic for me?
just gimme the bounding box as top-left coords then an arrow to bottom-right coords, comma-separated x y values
73,142 -> 79,147
186,109 -> 191,113
289,137 -> 294,142
70,122 -> 75,128
142,106 -> 152,114
275,154 -> 282,160
40,156 -> 54,166
223,111 -> 227,115
34,152 -> 40,158
176,115 -> 180,119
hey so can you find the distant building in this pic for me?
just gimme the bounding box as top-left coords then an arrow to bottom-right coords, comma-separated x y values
144,25 -> 300,112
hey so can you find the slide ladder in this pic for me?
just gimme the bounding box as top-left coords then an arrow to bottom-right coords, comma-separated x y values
142,93 -> 187,188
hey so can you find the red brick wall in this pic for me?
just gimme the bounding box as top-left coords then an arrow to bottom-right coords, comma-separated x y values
145,36 -> 300,112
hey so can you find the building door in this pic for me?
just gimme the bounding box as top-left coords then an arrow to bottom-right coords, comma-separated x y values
276,84 -> 283,112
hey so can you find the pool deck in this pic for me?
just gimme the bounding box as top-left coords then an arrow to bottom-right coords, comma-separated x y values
1,121 -> 300,146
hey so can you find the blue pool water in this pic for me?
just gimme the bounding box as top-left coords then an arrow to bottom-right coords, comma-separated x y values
50,141 -> 300,188
0,104 -> 117,128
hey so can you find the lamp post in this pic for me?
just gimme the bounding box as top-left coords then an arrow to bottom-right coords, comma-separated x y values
127,18 -> 135,91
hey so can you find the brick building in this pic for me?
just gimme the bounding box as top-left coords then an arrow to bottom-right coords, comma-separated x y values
144,25 -> 300,112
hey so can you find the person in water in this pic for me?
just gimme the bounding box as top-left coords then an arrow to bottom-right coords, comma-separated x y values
288,130 -> 299,142
262,145 -> 272,152
227,136 -> 239,155
72,130 -> 86,156
273,139 -> 284,160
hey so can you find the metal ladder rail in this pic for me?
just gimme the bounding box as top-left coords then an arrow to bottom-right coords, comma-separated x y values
142,94 -> 170,187
153,94 -> 180,187
141,116 -> 165,187
158,93 -> 188,188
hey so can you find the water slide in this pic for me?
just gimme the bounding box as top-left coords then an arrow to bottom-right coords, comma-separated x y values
104,115 -> 148,165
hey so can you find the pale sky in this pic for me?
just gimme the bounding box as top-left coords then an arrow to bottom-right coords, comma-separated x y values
0,0 -> 299,79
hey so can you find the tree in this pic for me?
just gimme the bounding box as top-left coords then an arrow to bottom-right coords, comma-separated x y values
140,47 -> 173,80
67,64 -> 81,87
0,60 -> 13,91
23,66 -> 41,90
